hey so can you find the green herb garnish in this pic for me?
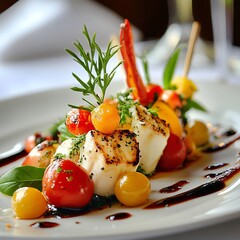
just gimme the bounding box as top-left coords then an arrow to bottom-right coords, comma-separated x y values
148,108 -> 158,117
163,48 -> 180,89
181,98 -> 207,124
116,89 -> 137,125
66,25 -> 122,110
69,134 -> 86,159
137,165 -> 155,177
54,153 -> 66,160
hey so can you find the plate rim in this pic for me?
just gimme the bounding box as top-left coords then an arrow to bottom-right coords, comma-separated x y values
1,80 -> 240,239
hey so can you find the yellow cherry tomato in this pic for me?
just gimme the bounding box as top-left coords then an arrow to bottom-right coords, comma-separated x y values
189,120 -> 209,147
184,133 -> 197,157
171,76 -> 197,99
91,103 -> 120,134
11,187 -> 48,219
150,100 -> 183,138
114,172 -> 150,207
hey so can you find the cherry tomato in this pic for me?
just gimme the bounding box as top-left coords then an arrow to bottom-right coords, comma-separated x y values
66,109 -> 95,135
104,98 -> 117,105
24,133 -> 52,153
114,172 -> 150,207
146,84 -> 163,104
171,76 -> 197,99
91,103 -> 120,134
11,187 -> 48,219
162,90 -> 182,109
157,132 -> 187,171
42,159 -> 94,208
22,140 -> 59,168
189,120 -> 209,146
184,132 -> 196,157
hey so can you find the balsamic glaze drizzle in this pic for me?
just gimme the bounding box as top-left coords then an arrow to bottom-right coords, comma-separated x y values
204,163 -> 229,170
145,164 -> 240,209
30,221 -> 59,228
159,180 -> 189,193
203,135 -> 240,153
106,212 -> 131,221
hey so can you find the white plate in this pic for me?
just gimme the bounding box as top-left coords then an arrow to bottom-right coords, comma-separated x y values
0,80 -> 240,240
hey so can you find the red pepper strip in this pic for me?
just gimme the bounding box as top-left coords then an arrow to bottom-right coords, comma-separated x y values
120,19 -> 148,106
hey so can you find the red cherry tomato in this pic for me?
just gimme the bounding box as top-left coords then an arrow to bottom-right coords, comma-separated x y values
42,159 -> 94,208
22,140 -> 59,168
146,84 -> 163,104
66,109 -> 95,135
24,133 -> 52,153
157,132 -> 187,171
162,90 -> 182,109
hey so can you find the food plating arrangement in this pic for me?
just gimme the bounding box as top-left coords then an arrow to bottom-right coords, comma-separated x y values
0,20 -> 240,238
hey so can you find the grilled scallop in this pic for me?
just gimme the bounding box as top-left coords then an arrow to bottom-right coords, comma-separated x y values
79,129 -> 139,196
130,104 -> 170,174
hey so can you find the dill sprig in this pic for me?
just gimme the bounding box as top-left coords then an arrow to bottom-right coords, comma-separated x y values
66,25 -> 122,110
116,89 -> 137,125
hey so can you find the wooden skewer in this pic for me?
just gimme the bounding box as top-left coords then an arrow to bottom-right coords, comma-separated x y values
183,21 -> 201,77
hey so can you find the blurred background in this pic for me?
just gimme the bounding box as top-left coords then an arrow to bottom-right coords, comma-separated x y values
0,0 -> 240,99
2,0 -> 240,43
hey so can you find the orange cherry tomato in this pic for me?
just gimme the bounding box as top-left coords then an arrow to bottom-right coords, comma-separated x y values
91,103 -> 120,134
104,98 -> 117,106
66,109 -> 95,135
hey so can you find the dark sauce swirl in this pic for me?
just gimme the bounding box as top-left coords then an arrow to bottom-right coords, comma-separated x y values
159,180 -> 189,193
30,221 -> 59,228
106,212 -> 131,221
204,163 -> 229,170
203,135 -> 240,153
145,164 -> 240,209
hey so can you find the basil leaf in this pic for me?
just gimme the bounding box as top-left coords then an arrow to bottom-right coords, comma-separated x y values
163,48 -> 180,89
58,122 -> 76,141
185,98 -> 207,112
0,166 -> 45,196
